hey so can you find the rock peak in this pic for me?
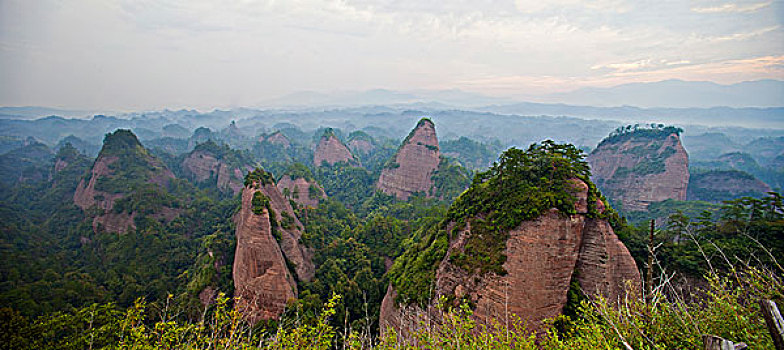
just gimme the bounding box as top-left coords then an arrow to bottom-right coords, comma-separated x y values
381,143 -> 640,334
376,118 -> 440,200
587,125 -> 689,212
313,129 -> 356,167
73,129 -> 176,234
234,168 -> 315,322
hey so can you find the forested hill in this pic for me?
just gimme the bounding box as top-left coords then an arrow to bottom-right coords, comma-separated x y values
0,121 -> 783,349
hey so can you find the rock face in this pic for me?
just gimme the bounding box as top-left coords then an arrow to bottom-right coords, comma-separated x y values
233,184 -> 297,322
347,131 -> 376,155
233,169 -> 315,322
181,142 -> 254,195
687,170 -> 771,202
314,129 -> 355,167
587,128 -> 689,211
262,131 -> 291,149
277,175 -> 326,208
379,180 -> 640,334
73,130 -> 176,234
377,119 -> 441,200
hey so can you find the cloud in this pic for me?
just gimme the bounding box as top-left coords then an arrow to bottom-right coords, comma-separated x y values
453,55 -> 784,96
1,0 -> 782,109
705,25 -> 780,42
514,0 -> 631,13
691,1 -> 772,13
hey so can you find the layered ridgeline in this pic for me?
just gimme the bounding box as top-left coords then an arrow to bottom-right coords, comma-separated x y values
313,128 -> 356,167
381,142 -> 640,333
233,168 -> 315,322
687,170 -> 771,202
587,125 -> 689,212
73,130 -> 178,234
181,140 -> 256,195
277,163 -> 326,208
346,130 -> 376,155
377,118 -> 470,200
258,130 -> 291,149
0,137 -> 53,185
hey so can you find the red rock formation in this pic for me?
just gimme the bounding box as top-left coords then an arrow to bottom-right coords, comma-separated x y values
277,175 -> 326,208
379,180 -> 640,334
348,139 -> 375,155
259,182 -> 315,282
181,150 -> 252,195
233,184 -> 297,322
73,131 -> 177,234
265,132 -> 291,148
376,119 -> 440,200
314,131 -> 355,167
74,156 -> 123,212
587,132 -> 689,211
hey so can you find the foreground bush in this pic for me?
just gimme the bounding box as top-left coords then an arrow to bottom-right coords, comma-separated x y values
2,267 -> 781,349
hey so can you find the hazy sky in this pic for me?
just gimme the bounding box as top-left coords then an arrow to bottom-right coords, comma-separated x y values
1,0 -> 783,110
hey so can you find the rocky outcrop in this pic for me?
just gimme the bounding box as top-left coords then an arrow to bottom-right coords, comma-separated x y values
587,128 -> 689,211
73,156 -> 125,212
380,180 -> 640,334
181,143 -> 254,195
376,119 -> 441,200
687,170 -> 771,202
261,131 -> 291,149
277,175 -> 326,208
233,184 -> 297,322
233,168 -> 316,322
73,129 -> 177,234
314,129 -> 355,167
259,181 -> 314,282
347,131 -> 376,155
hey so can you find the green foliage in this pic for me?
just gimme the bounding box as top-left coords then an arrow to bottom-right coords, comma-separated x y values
621,198 -> 720,225
617,193 -> 784,277
252,191 -> 270,215
3,267 -> 782,349
244,168 -> 275,188
92,130 -> 172,194
280,211 -> 296,230
307,184 -> 322,200
0,139 -> 53,185
315,165 -> 375,210
598,124 -> 683,148
430,157 -> 471,201
282,162 -> 315,182
98,129 -> 144,156
447,141 -> 605,229
440,136 -> 500,170
688,169 -> 770,202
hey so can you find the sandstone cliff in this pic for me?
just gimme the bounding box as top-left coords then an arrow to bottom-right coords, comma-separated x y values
233,181 -> 297,322
73,129 -> 176,234
233,169 -> 315,322
381,143 -> 640,334
376,118 -> 441,200
181,141 -> 254,194
347,131 -> 376,155
687,170 -> 771,202
313,129 -> 356,167
261,131 -> 291,149
587,126 -> 689,212
277,175 -> 326,208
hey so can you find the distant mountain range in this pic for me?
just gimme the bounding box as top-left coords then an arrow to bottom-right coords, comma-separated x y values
540,79 -> 784,108
2,80 -> 782,129
261,80 -> 783,109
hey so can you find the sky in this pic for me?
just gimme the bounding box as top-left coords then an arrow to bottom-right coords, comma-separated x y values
1,0 -> 783,110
